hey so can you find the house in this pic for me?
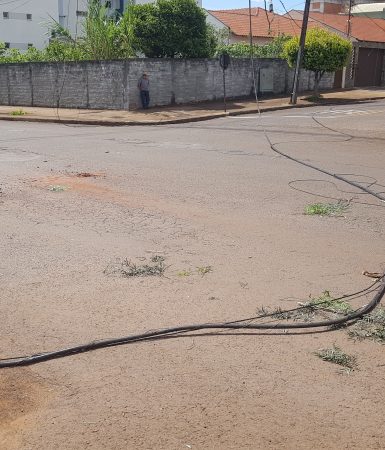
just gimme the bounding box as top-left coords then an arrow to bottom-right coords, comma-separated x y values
206,8 -> 308,44
208,7 -> 385,88
288,10 -> 385,87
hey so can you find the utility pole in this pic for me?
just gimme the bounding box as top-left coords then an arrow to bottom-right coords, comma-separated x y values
342,0 -> 353,88
347,0 -> 353,36
249,0 -> 254,50
219,53 -> 230,113
290,0 -> 311,104
249,0 -> 258,97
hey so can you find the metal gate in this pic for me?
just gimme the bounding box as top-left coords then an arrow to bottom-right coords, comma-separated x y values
355,48 -> 384,87
334,69 -> 343,88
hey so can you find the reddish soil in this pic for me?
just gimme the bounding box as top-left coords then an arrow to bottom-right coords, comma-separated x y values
0,370 -> 50,449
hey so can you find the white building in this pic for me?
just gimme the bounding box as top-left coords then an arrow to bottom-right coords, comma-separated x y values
351,2 -> 385,18
0,0 -> 58,50
58,0 -> 121,38
1,0 -> 203,50
309,0 -> 385,13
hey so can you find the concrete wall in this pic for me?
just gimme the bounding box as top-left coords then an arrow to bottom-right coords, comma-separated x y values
0,58 -> 334,110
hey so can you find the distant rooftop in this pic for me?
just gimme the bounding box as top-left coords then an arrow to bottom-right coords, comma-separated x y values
207,8 -> 308,38
352,2 -> 385,17
304,11 -> 385,42
209,7 -> 385,43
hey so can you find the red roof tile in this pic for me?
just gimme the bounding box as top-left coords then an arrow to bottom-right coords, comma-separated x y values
208,8 -> 305,38
307,12 -> 385,43
209,8 -> 385,43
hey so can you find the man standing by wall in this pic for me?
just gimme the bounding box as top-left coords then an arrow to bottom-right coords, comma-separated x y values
138,73 -> 150,109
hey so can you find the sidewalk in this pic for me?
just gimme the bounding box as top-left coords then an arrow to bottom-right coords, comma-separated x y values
1,88 -> 384,126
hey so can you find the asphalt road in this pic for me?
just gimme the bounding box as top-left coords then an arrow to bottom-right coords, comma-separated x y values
1,101 -> 385,449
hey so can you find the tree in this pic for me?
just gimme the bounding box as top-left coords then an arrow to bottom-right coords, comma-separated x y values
116,1 -> 136,58
283,28 -> 352,97
0,42 -> 6,57
132,0 -> 215,58
216,35 -> 291,59
83,0 -> 124,60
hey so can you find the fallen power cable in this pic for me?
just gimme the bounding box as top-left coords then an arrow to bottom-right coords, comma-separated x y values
2,71 -> 384,369
0,276 -> 384,368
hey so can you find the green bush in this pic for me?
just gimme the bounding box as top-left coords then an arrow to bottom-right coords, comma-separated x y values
283,27 -> 352,96
132,0 -> 215,58
216,35 -> 291,59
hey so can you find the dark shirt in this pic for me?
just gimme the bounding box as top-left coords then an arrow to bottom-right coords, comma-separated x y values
138,77 -> 150,91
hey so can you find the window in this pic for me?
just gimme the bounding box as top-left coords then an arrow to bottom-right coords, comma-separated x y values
4,42 -> 30,50
76,10 -> 87,17
3,12 -> 32,20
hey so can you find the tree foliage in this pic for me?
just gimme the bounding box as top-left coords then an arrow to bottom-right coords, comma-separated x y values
0,0 -> 215,62
217,35 -> 290,58
84,0 -> 135,60
283,27 -> 352,95
0,42 -> 6,57
132,0 -> 215,58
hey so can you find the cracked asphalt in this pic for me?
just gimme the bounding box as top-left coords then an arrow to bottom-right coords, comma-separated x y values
1,100 -> 385,449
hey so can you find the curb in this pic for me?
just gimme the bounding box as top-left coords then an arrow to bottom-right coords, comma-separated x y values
0,96 -> 384,126
227,96 -> 385,117
0,112 -> 228,126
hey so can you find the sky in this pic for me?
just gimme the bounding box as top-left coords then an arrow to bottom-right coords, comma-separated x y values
202,0 -> 305,13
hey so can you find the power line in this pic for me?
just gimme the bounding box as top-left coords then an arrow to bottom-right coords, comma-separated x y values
0,277 -> 383,367
278,0 -> 302,30
0,0 -> 28,6
0,0 -> 33,10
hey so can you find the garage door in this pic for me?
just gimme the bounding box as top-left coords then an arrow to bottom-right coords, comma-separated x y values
355,48 -> 384,87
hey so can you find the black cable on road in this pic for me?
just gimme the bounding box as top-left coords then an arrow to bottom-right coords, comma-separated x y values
0,277 -> 383,368
288,179 -> 385,208
2,82 -> 385,368
265,131 -> 385,203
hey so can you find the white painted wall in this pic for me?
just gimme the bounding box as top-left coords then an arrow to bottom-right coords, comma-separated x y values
206,11 -> 227,30
352,2 -> 385,18
205,11 -> 232,44
0,0 -> 58,49
59,0 -> 89,38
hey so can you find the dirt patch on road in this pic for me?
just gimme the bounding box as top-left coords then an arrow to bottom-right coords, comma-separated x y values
71,171 -> 105,178
0,369 -> 50,449
33,175 -> 146,207
31,174 -> 210,223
